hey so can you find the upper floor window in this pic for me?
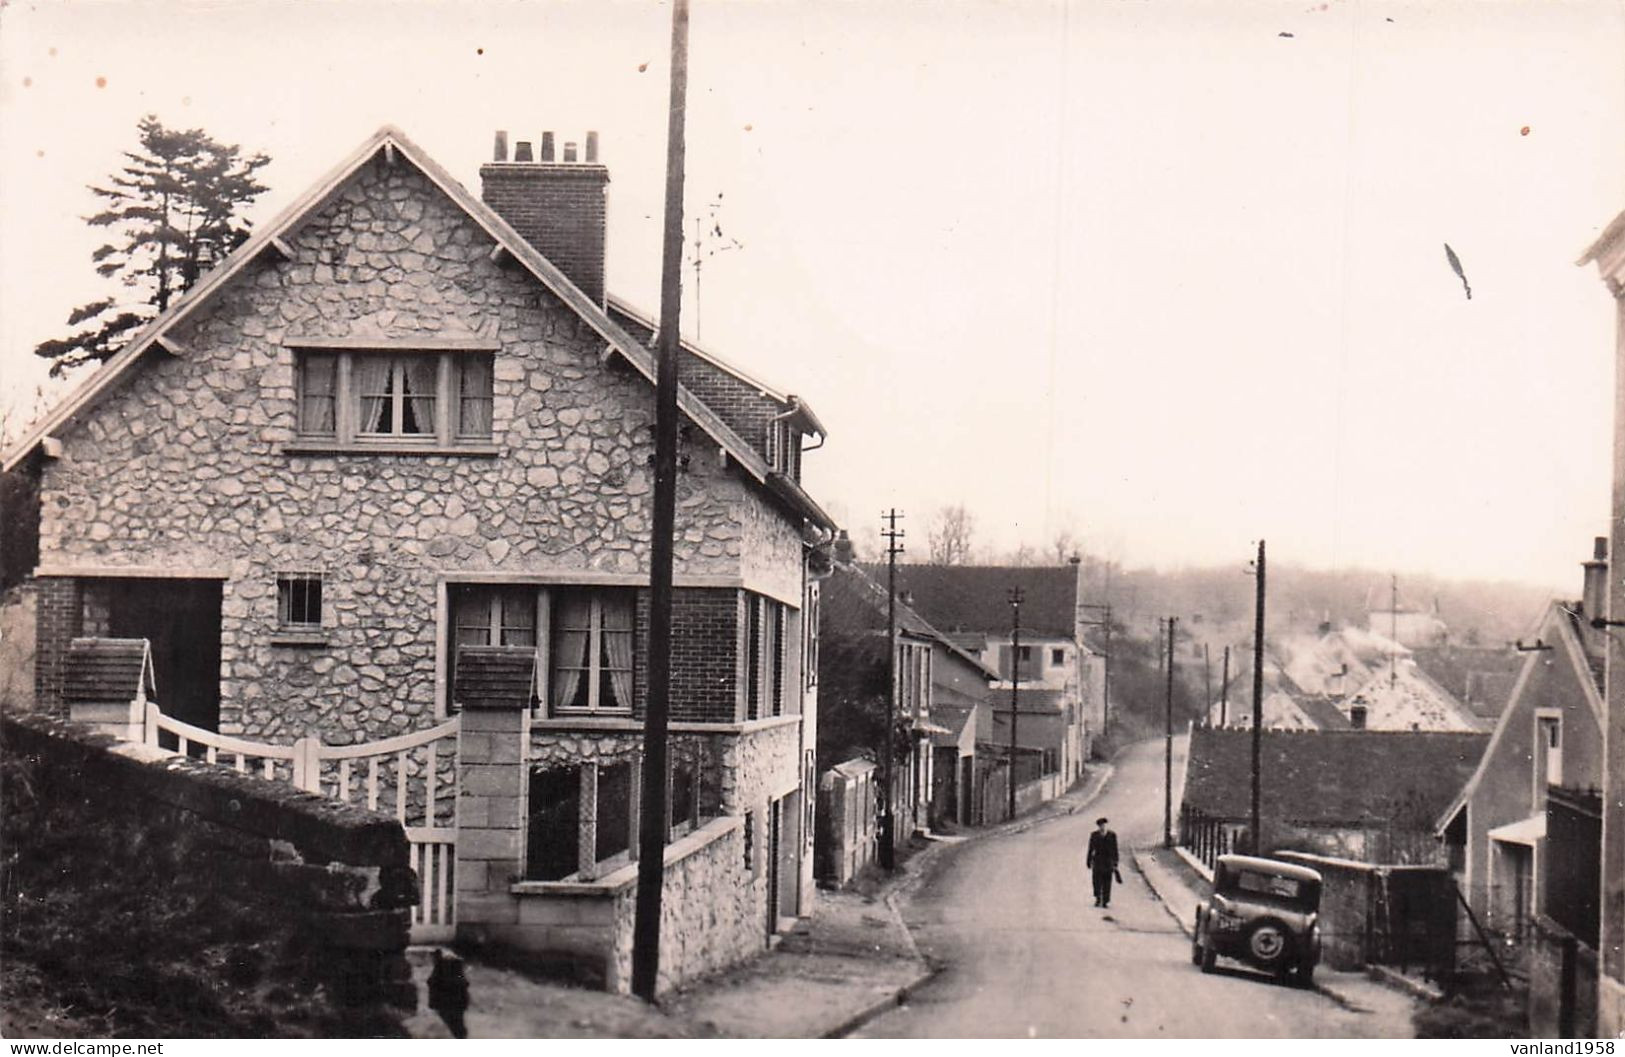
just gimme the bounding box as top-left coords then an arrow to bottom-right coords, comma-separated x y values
295,348 -> 494,447
765,419 -> 800,478
1051,647 -> 1066,667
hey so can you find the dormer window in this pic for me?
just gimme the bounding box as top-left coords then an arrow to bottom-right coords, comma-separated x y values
765,419 -> 798,477
290,340 -> 496,452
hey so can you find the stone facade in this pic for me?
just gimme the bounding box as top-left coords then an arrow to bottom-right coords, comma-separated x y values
24,130 -> 826,991
35,160 -> 796,742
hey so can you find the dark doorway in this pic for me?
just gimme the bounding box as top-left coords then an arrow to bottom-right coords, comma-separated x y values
99,577 -> 222,732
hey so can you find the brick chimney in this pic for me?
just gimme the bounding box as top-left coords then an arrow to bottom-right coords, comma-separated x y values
480,129 -> 609,306
1583,536 -> 1609,620
833,529 -> 854,566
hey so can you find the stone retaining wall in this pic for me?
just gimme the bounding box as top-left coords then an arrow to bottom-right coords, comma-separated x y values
0,712 -> 416,1036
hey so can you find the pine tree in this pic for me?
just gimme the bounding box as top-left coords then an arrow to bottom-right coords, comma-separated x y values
34,115 -> 270,374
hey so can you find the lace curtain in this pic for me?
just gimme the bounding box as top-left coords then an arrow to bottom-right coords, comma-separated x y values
601,595 -> 634,709
551,593 -> 593,710
404,357 -> 436,434
355,356 -> 391,433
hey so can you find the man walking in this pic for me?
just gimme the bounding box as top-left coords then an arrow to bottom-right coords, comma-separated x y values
1086,816 -> 1120,908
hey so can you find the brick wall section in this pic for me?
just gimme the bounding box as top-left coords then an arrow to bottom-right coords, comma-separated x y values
0,713 -> 416,1035
668,588 -> 740,723
479,163 -> 608,305
31,576 -> 78,715
606,305 -> 788,470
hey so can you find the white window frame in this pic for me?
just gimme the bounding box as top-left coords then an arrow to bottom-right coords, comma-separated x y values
446,584 -> 635,717
293,348 -> 494,448
275,570 -> 325,630
1534,708 -> 1563,793
550,589 -> 636,717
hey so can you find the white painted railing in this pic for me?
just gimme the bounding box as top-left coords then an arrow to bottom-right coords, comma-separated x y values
142,704 -> 459,942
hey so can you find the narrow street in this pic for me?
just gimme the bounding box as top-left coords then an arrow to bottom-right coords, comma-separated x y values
858,738 -> 1418,1038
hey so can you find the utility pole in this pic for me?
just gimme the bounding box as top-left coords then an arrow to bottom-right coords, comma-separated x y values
1079,602 -> 1112,738
880,509 -> 904,869
1220,644 -> 1231,727
1203,643 -> 1211,718
1008,586 -> 1025,821
632,0 -> 689,1004
1390,573 -> 1399,688
1250,540 -> 1266,856
1165,615 -> 1176,848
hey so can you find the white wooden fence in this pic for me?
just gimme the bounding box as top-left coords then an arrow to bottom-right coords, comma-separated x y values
143,704 -> 459,942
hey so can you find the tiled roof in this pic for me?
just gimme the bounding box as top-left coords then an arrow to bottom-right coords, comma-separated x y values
869,564 -> 1080,639
453,645 -> 537,709
62,638 -> 155,703
1181,724 -> 1489,827
821,563 -> 998,678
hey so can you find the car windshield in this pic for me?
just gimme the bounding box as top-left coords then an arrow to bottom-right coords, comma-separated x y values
1222,868 -> 1317,909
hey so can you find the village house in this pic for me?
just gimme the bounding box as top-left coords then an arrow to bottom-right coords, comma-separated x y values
882,562 -> 1100,796
1180,724 -> 1487,866
1578,197 -> 1625,1039
1435,540 -> 1609,947
813,540 -> 995,881
1207,624 -> 1490,734
2,125 -> 837,994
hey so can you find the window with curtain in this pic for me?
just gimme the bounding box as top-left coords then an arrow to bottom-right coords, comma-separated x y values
447,584 -> 636,717
551,589 -> 634,715
293,349 -> 494,446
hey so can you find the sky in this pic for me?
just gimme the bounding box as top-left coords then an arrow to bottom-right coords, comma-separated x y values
2,0 -> 1623,592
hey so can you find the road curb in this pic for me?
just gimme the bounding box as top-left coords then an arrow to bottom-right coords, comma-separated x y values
819,966 -> 940,1039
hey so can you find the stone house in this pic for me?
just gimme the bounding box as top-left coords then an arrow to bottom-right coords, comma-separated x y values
3,125 -> 836,993
1434,542 -> 1608,946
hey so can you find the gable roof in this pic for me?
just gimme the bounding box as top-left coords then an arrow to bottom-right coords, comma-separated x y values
1182,724 -> 1488,829
2,125 -> 834,532
1434,599 -> 1607,832
821,561 -> 999,680
874,563 -> 1081,639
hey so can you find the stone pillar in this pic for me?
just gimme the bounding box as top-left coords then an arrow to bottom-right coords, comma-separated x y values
454,700 -> 529,942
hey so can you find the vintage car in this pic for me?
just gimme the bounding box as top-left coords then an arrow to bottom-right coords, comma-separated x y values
1191,854 -> 1322,985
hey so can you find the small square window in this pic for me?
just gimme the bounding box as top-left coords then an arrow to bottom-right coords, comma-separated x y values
1051,648 -> 1065,666
277,572 -> 324,629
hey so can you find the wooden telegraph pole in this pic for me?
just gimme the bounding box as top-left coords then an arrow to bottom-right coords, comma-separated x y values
880,510 -> 904,869
1008,587 -> 1024,821
632,0 -> 690,1003
1250,540 -> 1266,855
1164,615 -> 1176,848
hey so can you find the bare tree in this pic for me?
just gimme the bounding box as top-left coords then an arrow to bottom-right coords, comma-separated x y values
928,504 -> 976,565
1008,542 -> 1037,567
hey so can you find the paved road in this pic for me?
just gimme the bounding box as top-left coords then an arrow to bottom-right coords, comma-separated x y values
858,737 -> 1415,1038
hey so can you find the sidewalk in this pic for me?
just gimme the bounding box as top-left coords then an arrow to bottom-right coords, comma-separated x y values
1131,846 -> 1420,1017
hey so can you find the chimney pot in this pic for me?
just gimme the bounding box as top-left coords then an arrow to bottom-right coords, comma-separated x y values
514,140 -> 534,163
563,141 -> 579,163
540,132 -> 555,162
586,131 -> 599,163
493,130 -> 508,162
1583,539 -> 1609,619
834,529 -> 854,565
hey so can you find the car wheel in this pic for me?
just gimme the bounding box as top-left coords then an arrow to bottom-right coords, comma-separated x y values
1246,920 -> 1292,969
1200,943 -> 1217,973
